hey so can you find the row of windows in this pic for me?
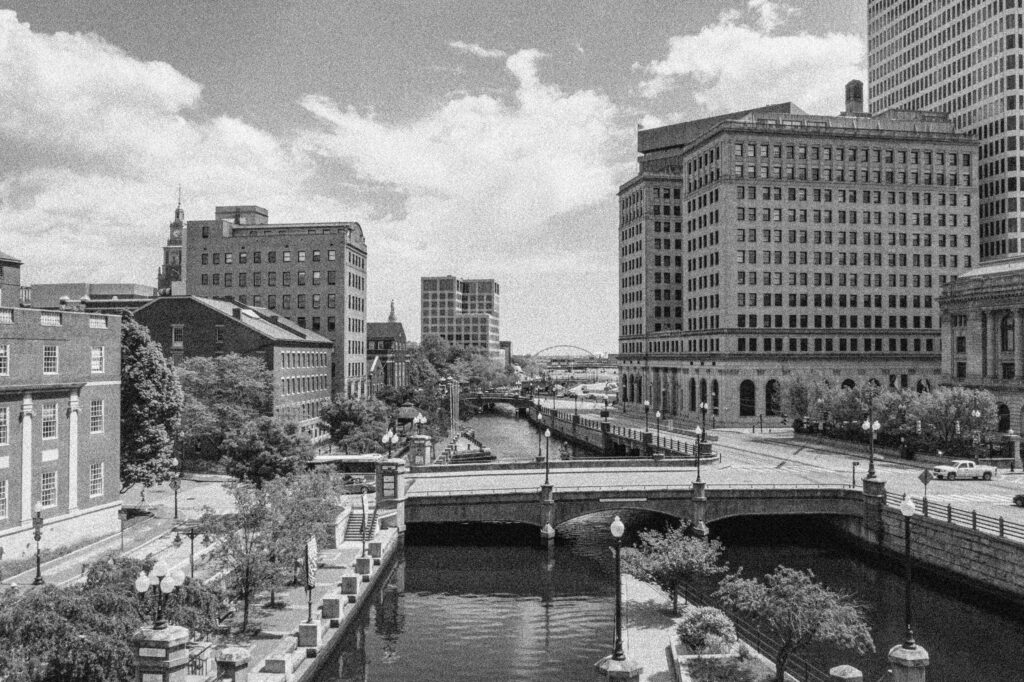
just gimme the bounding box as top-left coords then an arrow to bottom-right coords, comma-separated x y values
738,207 -> 972,228
736,228 -> 968,247
199,270 -> 340,287
736,271 -> 951,288
732,164 -> 971,186
732,141 -> 971,166
737,313 -> 934,330
200,249 -> 337,265
0,346 -> 105,376
736,336 -> 935,354
0,401 -> 105,445
736,251 -> 968,269
281,375 -> 329,396
737,292 -> 934,309
737,186 -> 969,206
282,351 -> 329,369
0,465 -> 106,518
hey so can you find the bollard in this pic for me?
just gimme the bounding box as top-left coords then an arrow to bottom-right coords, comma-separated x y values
829,664 -> 862,681
214,646 -> 249,682
888,643 -> 928,682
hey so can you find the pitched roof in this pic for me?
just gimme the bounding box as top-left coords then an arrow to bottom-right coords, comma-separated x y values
367,321 -> 406,341
0,250 -> 22,264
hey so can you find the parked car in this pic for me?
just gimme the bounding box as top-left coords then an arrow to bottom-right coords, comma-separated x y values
931,460 -> 997,481
1013,494 -> 1024,507
341,474 -> 376,494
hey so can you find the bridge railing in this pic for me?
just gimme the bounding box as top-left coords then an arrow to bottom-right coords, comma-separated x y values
884,491 -> 1024,543
536,407 -> 706,459
408,482 -> 855,498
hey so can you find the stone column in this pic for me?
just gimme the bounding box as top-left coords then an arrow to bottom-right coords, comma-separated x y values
862,478 -> 887,541
20,394 -> 32,525
689,480 -> 709,538
888,643 -> 929,682
132,625 -> 191,682
214,646 -> 249,682
539,483 -> 555,548
67,390 -> 80,511
989,311 -> 1001,378
1015,310 -> 1024,380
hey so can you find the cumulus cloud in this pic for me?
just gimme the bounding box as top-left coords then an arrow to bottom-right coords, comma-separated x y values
449,41 -> 507,59
0,10 -> 365,286
637,0 -> 864,115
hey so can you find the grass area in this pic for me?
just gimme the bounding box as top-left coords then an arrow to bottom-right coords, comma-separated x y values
0,535 -> 103,579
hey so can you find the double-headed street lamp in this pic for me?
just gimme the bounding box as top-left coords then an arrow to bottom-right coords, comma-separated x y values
173,525 -> 201,578
169,457 -> 181,521
381,429 -> 399,457
413,412 -> 427,434
544,428 -> 552,485
900,496 -> 918,649
134,560 -> 186,629
609,515 -> 626,662
643,400 -> 651,432
862,416 -> 881,479
32,501 -> 44,585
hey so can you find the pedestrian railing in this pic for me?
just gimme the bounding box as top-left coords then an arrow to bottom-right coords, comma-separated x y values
409,482 -> 853,497
536,407 -> 707,459
677,582 -> 833,682
883,491 -> 1024,543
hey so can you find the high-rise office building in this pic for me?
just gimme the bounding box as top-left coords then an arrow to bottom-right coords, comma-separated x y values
420,276 -> 500,357
618,92 -> 977,424
868,0 -> 1019,260
169,205 -> 368,397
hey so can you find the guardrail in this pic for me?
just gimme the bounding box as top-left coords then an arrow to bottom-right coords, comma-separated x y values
677,582 -> 832,682
884,491 -> 1024,543
535,407 -> 706,458
408,483 -> 854,498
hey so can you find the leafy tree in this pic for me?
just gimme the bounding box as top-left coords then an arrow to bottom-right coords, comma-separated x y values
201,484 -> 276,632
677,606 -> 737,659
320,397 -> 392,453
177,354 -> 274,460
715,566 -> 874,682
908,386 -> 997,456
623,526 -> 728,614
120,315 -> 184,493
220,417 -> 314,487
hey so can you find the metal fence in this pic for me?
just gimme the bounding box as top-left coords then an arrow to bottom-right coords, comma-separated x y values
677,582 -> 833,682
883,491 -> 1024,543
537,407 -> 707,460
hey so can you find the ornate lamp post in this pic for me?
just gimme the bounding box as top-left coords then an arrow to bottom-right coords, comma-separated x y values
134,560 -> 185,629
698,401 -> 708,438
32,501 -> 44,585
899,496 -> 917,648
413,412 -> 427,434
609,515 -> 626,661
655,410 -> 662,442
862,416 -> 881,479
169,457 -> 181,521
694,426 -> 703,482
173,526 -> 200,578
381,429 -> 399,457
544,428 -> 552,485
643,400 -> 650,432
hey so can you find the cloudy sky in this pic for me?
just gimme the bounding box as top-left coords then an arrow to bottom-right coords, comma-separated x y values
1,0 -> 865,354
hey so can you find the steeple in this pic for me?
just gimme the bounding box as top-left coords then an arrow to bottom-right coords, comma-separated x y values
173,186 -> 185,226
388,300 -> 397,323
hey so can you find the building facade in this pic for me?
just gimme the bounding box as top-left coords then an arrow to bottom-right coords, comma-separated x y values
173,205 -> 368,397
25,283 -> 155,310
868,0 -> 1020,260
0,251 -> 22,309
134,296 -> 333,443
367,302 -> 408,396
940,256 -> 1024,433
420,276 -> 501,357
0,304 -> 122,559
618,96 -> 978,425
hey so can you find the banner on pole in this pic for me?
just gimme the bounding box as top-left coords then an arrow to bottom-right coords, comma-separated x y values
305,535 -> 318,589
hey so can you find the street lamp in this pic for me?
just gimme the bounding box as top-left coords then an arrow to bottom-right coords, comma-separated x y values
862,416 -> 881,479
698,401 -> 709,440
609,515 -> 626,662
899,496 -> 917,649
169,457 -> 181,521
413,413 -> 427,434
544,428 -> 552,485
32,501 -> 44,586
381,429 -> 399,457
643,400 -> 650,433
134,560 -> 186,630
655,410 -> 662,442
694,426 -> 703,482
173,526 -> 200,578
852,461 -> 860,488
573,394 -> 578,416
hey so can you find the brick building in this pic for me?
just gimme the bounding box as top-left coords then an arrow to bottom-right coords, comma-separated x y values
0,304 -> 122,559
420,276 -> 501,357
0,251 -> 22,308
367,302 -> 408,396
163,205 -> 367,397
618,91 -> 978,425
134,296 -> 333,444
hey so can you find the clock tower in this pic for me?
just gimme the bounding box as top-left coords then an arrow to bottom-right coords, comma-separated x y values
157,192 -> 186,294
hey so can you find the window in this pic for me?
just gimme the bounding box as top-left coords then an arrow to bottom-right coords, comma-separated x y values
328,250 -> 337,261
0,344 -> 7,375
40,312 -> 62,327
171,325 -> 184,348
90,346 -> 105,373
42,403 -> 57,440
89,463 -> 104,498
43,345 -> 58,374
0,407 -> 7,445
40,471 -> 56,508
90,400 -> 104,433
0,480 -> 6,520
298,251 -> 307,262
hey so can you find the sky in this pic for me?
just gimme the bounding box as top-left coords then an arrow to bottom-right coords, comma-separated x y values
0,0 -> 866,354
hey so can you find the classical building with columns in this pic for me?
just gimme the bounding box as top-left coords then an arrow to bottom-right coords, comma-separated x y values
940,257 -> 1024,433
0,304 -> 122,559
618,85 -> 979,426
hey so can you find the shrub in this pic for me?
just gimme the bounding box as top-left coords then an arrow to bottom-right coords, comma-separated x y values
677,606 -> 737,657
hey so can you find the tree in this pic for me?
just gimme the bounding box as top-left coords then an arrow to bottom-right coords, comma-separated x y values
715,566 -> 874,682
220,417 -> 314,487
676,606 -> 737,660
623,526 -> 728,614
120,315 -> 184,493
201,484 -> 276,632
908,386 -> 998,456
320,397 -> 392,453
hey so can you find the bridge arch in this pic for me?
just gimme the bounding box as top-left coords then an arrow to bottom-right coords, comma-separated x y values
533,345 -> 597,357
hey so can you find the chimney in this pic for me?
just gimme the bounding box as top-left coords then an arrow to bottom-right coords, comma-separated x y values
844,80 -> 864,115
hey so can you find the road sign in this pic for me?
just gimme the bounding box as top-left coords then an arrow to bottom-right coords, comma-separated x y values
919,469 -> 934,486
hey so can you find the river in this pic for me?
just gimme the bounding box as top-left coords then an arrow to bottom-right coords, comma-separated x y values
311,409 -> 1024,682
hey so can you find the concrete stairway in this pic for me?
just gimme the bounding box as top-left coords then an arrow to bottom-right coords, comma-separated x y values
344,504 -> 378,542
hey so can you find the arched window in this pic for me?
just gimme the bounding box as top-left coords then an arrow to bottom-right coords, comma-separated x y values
711,380 -> 720,415
699,379 -> 708,404
1002,315 -> 1015,352
999,404 -> 1011,433
765,380 -> 781,416
689,378 -> 697,412
739,380 -> 756,417
841,379 -> 856,389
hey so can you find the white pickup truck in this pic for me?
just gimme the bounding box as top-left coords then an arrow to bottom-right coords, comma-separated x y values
931,460 -> 997,481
